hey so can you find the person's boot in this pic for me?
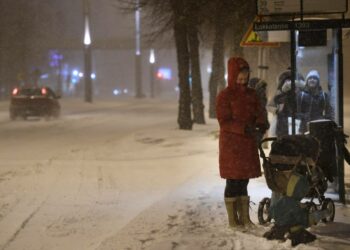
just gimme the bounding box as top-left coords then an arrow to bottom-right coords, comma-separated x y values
263,225 -> 288,241
239,196 -> 255,227
224,197 -> 241,228
289,228 -> 316,247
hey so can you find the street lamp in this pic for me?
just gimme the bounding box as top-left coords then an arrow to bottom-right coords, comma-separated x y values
149,49 -> 155,98
135,0 -> 144,98
83,0 -> 92,103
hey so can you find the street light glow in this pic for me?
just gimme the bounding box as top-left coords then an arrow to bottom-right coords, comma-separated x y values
84,17 -> 91,45
207,65 -> 212,73
135,8 -> 140,55
149,49 -> 155,64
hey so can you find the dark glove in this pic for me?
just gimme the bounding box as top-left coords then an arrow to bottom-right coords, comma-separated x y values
244,125 -> 257,136
257,123 -> 269,134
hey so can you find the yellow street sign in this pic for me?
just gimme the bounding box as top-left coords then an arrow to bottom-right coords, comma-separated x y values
240,17 -> 280,47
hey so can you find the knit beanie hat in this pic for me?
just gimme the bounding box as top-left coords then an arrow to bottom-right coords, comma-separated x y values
277,71 -> 291,90
277,70 -> 305,90
306,70 -> 320,83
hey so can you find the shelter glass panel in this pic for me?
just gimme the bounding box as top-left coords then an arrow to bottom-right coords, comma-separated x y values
294,28 -> 338,134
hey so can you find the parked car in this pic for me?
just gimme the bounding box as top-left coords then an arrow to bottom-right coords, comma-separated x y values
9,86 -> 61,120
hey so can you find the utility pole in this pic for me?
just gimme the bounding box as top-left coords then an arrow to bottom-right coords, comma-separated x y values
83,0 -> 93,103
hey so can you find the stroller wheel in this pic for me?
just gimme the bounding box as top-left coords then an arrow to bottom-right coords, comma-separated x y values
305,201 -> 317,214
258,197 -> 272,225
321,198 -> 335,223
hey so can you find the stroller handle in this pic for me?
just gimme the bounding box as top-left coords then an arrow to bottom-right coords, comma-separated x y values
258,137 -> 277,160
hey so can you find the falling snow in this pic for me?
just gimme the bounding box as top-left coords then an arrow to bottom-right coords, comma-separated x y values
0,97 -> 349,250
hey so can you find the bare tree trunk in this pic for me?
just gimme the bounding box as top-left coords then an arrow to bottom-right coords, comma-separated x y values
229,33 -> 244,57
170,0 -> 193,130
174,20 -> 193,130
188,24 -> 205,124
208,9 -> 226,119
228,13 -> 245,57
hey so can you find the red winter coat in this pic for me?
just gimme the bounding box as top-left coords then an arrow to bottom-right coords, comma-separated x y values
216,57 -> 267,179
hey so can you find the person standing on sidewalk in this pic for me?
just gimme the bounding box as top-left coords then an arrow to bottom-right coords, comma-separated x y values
297,69 -> 334,134
248,77 -> 270,144
272,70 -> 305,136
216,57 -> 269,229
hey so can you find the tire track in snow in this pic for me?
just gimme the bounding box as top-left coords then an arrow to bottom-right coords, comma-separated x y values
1,202 -> 43,250
0,158 -> 58,250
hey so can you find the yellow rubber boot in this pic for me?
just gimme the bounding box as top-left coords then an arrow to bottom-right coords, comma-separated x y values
239,196 -> 255,227
224,197 -> 241,228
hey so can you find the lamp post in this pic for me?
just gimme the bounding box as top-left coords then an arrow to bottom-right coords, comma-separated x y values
83,0 -> 92,103
149,49 -> 155,98
135,0 -> 144,98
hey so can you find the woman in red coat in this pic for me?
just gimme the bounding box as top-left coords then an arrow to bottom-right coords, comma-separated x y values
216,57 -> 268,229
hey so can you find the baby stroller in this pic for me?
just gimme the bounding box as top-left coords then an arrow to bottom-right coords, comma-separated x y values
257,121 -> 339,225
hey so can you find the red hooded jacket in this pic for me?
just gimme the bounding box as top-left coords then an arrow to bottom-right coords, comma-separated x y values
216,57 -> 267,179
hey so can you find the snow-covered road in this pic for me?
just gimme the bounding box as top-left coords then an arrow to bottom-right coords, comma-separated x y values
0,98 -> 216,249
0,97 -> 349,250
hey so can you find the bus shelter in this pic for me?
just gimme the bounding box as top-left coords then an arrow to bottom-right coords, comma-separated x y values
254,0 -> 350,203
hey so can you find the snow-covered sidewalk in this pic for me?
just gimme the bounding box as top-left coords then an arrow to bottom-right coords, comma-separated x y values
98,172 -> 350,249
95,120 -> 350,250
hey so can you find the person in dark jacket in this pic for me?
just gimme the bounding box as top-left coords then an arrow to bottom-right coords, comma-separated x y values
248,77 -> 270,143
297,70 -> 334,134
216,57 -> 269,229
272,70 -> 305,137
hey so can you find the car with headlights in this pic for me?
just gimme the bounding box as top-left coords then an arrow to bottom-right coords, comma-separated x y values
9,86 -> 61,120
